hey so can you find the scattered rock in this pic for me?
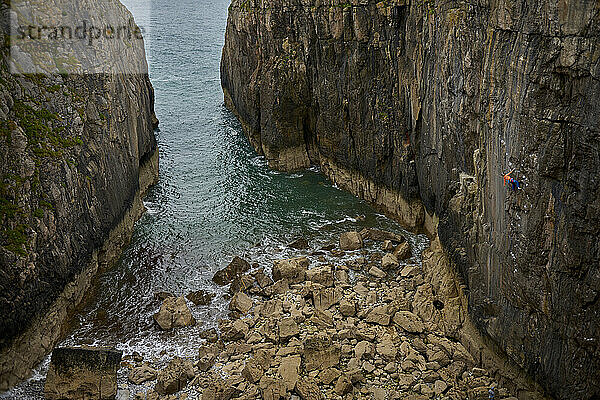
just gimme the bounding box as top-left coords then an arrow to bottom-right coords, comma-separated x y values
272,257 -> 309,283
381,253 -> 399,270
304,334 -> 341,371
368,266 -> 386,278
128,363 -> 157,384
393,311 -> 425,333
334,374 -> 353,395
366,305 -> 391,325
278,355 -> 301,390
229,291 -> 253,314
154,357 -> 194,395
289,238 -> 309,249
279,317 -> 300,340
213,256 -> 251,286
153,296 -> 195,330
44,347 -> 122,400
339,299 -> 356,317
394,242 -> 412,260
186,290 -> 214,306
339,231 -> 363,250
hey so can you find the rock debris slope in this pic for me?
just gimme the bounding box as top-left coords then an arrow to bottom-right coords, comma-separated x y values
221,0 -> 600,398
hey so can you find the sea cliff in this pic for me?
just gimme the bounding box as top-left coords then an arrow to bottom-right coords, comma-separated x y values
221,0 -> 600,398
0,0 -> 159,389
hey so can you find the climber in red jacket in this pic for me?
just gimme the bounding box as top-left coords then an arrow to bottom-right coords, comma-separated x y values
503,169 -> 521,190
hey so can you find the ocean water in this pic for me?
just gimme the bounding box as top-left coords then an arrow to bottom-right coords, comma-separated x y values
3,0 -> 427,397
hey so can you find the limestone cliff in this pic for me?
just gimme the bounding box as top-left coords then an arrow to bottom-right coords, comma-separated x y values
0,0 -> 158,389
221,0 -> 600,398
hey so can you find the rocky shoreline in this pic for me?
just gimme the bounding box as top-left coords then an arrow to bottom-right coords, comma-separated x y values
116,228 -> 546,400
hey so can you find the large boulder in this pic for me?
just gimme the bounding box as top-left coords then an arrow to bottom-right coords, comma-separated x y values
154,357 -> 195,395
128,363 -> 157,384
44,347 -> 122,400
381,253 -> 399,270
186,289 -> 214,306
272,257 -> 309,283
153,296 -> 196,330
394,242 -> 412,261
339,232 -> 363,250
229,292 -> 253,314
213,256 -> 251,286
304,333 -> 341,371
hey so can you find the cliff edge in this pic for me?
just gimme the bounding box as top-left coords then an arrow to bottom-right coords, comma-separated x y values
221,0 -> 600,398
0,0 -> 159,389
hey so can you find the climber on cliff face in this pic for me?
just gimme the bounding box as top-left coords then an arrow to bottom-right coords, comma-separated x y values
503,169 -> 521,191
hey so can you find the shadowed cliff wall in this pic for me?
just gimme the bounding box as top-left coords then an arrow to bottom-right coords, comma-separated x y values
221,0 -> 600,398
0,0 -> 158,389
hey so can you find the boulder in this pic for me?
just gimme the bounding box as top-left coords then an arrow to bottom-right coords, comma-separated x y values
279,317 -> 300,340
339,299 -> 356,317
305,265 -> 334,287
197,344 -> 220,372
254,269 -> 274,289
381,253 -> 399,270
393,311 -> 425,333
382,240 -> 395,251
128,363 -> 157,384
154,357 -> 194,395
394,242 -> 412,260
153,296 -> 195,330
213,256 -> 251,286
186,290 -> 214,306
242,360 -> 264,383
278,355 -> 301,391
366,305 -> 391,325
363,229 -> 404,242
221,319 -> 249,341
272,257 -> 309,283
44,347 -> 122,400
259,376 -> 287,400
334,374 -> 353,395
368,266 -> 386,278
229,292 -> 253,314
339,231 -> 363,250
295,377 -> 322,400
289,238 -> 309,249
304,334 -> 341,371
312,287 -> 342,311
376,337 -> 397,359
229,274 -> 255,294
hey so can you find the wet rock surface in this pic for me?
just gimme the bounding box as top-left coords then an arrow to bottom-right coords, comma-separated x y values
122,231 -> 544,400
221,0 -> 600,397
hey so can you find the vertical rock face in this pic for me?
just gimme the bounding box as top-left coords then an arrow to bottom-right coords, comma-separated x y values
0,0 -> 158,389
221,0 -> 600,398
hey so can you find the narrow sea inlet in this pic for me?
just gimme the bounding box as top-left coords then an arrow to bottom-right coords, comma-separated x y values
3,0 -> 425,397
